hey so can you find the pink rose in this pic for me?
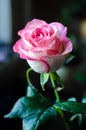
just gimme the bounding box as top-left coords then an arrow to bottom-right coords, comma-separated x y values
13,19 -> 73,73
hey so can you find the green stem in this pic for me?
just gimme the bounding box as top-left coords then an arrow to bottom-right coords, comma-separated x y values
49,72 -> 60,102
49,72 -> 71,130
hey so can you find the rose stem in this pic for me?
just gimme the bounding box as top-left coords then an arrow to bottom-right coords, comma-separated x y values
49,72 -> 71,130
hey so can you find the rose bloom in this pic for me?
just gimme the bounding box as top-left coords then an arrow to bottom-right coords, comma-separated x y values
13,19 -> 73,73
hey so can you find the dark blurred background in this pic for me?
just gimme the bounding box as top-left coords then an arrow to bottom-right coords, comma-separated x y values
0,0 -> 86,129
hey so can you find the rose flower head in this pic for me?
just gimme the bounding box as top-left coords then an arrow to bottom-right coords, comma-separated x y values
13,19 -> 73,73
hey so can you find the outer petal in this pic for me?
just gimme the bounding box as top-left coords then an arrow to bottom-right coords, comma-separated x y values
25,19 -> 48,28
27,59 -> 49,73
49,22 -> 67,41
42,55 -> 66,72
27,54 -> 65,73
62,37 -> 73,55
50,22 -> 67,33
13,39 -> 29,59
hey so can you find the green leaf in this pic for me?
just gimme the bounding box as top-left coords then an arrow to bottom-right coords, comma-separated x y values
23,107 -> 57,130
4,85 -> 57,130
67,97 -> 77,102
26,84 -> 39,97
40,73 -> 49,90
65,54 -> 75,64
54,101 -> 86,113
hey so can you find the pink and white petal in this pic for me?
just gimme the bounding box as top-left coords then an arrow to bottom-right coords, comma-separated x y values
30,36 -> 58,51
42,54 -> 66,72
49,22 -> 67,41
13,39 -> 29,59
27,50 -> 48,59
40,24 -> 54,35
45,50 -> 58,56
27,59 -> 49,73
25,19 -> 48,29
18,28 -> 27,37
23,33 -> 36,47
28,49 -> 58,60
55,27 -> 67,41
18,28 -> 33,37
50,22 -> 67,32
62,38 -> 73,55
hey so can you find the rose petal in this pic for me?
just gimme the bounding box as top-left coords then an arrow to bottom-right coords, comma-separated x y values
27,59 -> 49,73
62,37 -> 73,55
42,54 -> 66,72
50,22 -> 67,33
25,19 -> 48,28
27,54 -> 66,73
49,22 -> 67,41
28,49 -> 58,60
13,39 -> 29,59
